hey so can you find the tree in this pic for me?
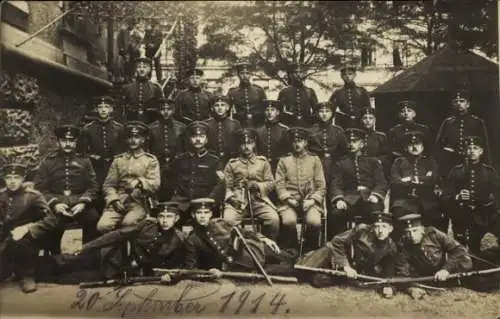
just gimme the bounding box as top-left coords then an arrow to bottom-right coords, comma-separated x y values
198,1 -> 373,85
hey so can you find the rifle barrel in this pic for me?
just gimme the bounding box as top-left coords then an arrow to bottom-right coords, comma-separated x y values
294,265 -> 384,282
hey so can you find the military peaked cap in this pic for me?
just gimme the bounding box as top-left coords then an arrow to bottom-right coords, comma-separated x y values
235,128 -> 258,144
286,127 -> 310,141
133,57 -> 152,65
402,130 -> 424,146
345,128 -> 365,141
262,99 -> 283,111
360,107 -> 376,117
398,100 -> 417,111
187,67 -> 204,77
54,125 -> 81,140
92,95 -> 115,107
190,198 -> 216,211
398,213 -> 423,229
464,136 -> 485,148
211,94 -> 231,105
186,121 -> 210,136
2,163 -> 28,176
124,121 -> 148,136
371,211 -> 393,224
152,201 -> 181,217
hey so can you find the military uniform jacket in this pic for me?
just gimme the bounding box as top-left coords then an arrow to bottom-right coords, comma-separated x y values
436,113 -> 490,162
395,227 -> 472,277
327,224 -> 397,277
103,151 -> 161,206
168,151 -> 223,200
121,79 -> 164,120
330,155 -> 388,204
204,117 -> 242,161
363,129 -> 389,160
224,155 -> 275,208
184,219 -> 266,270
80,119 -> 125,161
275,152 -> 326,204
255,122 -> 289,168
278,85 -> 318,124
81,219 -> 185,268
309,123 -> 347,161
0,187 -> 50,241
329,84 -> 370,119
34,152 -> 99,208
390,155 -> 439,210
174,88 -> 213,122
148,118 -> 186,165
227,84 -> 267,121
443,162 -> 500,210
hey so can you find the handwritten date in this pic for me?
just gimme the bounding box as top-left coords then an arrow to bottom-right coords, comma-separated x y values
219,290 -> 289,315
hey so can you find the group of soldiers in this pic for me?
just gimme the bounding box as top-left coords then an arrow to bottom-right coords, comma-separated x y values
1,56 -> 499,300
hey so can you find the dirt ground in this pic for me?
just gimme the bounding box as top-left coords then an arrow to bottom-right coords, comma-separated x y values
1,231 -> 500,318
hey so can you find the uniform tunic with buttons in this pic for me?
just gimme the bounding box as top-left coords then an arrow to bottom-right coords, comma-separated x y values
204,117 -> 242,164
80,119 -> 125,185
255,122 -> 289,173
394,227 -> 472,277
387,122 -> 433,157
328,224 -> 397,277
174,88 -> 213,123
227,84 -> 267,128
363,129 -> 389,161
121,80 -> 164,122
278,85 -> 318,127
328,84 -> 370,129
148,118 -> 186,166
309,123 -> 347,180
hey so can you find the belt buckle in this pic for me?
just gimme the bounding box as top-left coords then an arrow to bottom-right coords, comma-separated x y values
63,190 -> 72,196
219,152 -> 225,157
297,115 -> 302,120
246,113 -> 253,119
324,153 -> 331,158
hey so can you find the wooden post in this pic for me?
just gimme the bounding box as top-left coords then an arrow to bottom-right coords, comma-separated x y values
106,13 -> 115,74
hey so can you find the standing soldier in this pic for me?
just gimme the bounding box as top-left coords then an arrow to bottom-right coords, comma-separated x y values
328,63 -> 370,129
227,61 -> 267,128
255,100 -> 289,173
223,129 -> 280,241
390,131 -> 444,231
97,121 -> 161,234
121,57 -> 164,123
0,164 -> 51,293
275,127 -> 326,253
278,63 -> 318,127
329,128 -> 388,236
359,107 -> 389,162
204,95 -> 242,165
167,121 -> 224,220
144,19 -> 164,83
174,68 -> 213,124
442,136 -> 500,253
309,101 -> 347,181
436,86 -> 490,180
34,125 -> 100,252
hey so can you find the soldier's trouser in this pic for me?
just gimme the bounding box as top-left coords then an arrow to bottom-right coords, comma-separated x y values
0,235 -> 38,280
279,205 -> 322,251
223,201 -> 280,241
97,202 -> 146,233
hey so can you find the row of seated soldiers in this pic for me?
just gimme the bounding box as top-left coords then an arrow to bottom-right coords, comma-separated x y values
1,116 -> 499,294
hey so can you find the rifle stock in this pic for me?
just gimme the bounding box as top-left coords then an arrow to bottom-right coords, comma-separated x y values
153,268 -> 298,283
294,265 -> 384,282
79,276 -> 164,288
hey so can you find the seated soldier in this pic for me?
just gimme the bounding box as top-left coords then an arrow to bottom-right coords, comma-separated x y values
97,121 -> 161,233
358,107 -> 389,165
394,214 -> 473,300
329,128 -> 388,236
302,212 -> 397,299
185,198 -> 294,274
442,136 -> 500,253
52,201 -> 186,281
275,127 -> 326,253
223,128 -> 280,241
390,131 -> 445,231
0,164 -> 51,293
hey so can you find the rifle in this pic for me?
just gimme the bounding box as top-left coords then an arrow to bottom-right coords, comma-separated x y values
153,268 -> 298,284
79,276 -> 165,288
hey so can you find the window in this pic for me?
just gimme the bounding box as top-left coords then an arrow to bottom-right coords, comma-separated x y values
360,45 -> 375,67
2,1 -> 29,31
393,40 -> 407,68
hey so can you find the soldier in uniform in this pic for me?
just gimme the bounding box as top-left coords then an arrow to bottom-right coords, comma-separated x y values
255,99 -> 289,173
275,127 -> 326,252
148,98 -> 186,200
120,57 -> 164,123
359,107 -> 389,163
309,101 -> 347,182
223,128 -> 280,241
436,86 -> 490,180
390,131 -> 444,231
97,121 -> 161,233
328,63 -> 371,129
329,128 -> 388,236
227,61 -> 267,128
54,201 -> 186,280
185,198 -> 291,274
204,95 -> 242,165
174,68 -> 213,124
442,136 -> 500,253
167,121 -> 224,220
278,63 -> 318,127
80,96 -> 125,187
34,125 -> 100,252
394,214 -> 473,300
0,164 -> 51,293
302,211 -> 397,299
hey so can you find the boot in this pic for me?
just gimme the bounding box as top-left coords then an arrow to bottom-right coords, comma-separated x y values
19,276 -> 37,293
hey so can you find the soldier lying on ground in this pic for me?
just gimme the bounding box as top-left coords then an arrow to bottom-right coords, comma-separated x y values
47,201 -> 185,283
394,214 -> 473,300
297,211 -> 397,298
184,198 -> 296,277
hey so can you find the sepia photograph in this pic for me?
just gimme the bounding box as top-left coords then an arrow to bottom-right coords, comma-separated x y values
0,0 -> 499,318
